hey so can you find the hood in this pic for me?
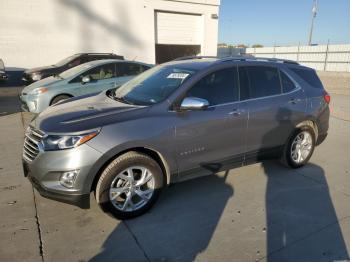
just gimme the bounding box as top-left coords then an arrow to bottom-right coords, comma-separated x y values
25,65 -> 56,74
32,92 -> 148,133
22,76 -> 63,94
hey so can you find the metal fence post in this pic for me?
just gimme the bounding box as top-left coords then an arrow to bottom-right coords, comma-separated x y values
297,42 -> 300,62
324,40 -> 330,71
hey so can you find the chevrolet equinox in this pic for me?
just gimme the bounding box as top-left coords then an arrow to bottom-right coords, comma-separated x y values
22,56 -> 330,219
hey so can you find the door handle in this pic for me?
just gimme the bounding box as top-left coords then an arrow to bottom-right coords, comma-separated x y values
289,98 -> 301,104
228,109 -> 243,116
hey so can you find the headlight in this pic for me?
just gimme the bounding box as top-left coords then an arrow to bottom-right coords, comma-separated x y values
42,130 -> 99,151
31,73 -> 42,81
30,87 -> 48,95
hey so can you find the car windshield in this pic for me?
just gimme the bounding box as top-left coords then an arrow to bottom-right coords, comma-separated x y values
114,65 -> 197,106
54,54 -> 80,67
58,63 -> 93,79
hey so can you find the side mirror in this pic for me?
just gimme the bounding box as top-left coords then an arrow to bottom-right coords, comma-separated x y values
180,97 -> 209,111
81,76 -> 90,84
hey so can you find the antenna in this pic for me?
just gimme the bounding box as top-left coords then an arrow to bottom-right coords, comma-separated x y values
308,0 -> 318,45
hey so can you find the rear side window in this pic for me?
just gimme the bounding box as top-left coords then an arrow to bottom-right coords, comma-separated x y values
67,58 -> 82,68
86,55 -> 110,62
85,56 -> 98,62
117,63 -> 149,77
290,68 -> 323,89
280,71 -> 296,93
187,67 -> 239,106
239,66 -> 281,99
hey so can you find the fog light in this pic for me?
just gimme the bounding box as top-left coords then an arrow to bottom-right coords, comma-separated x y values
60,170 -> 79,188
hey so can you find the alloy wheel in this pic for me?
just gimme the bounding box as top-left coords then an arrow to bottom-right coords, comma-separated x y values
290,131 -> 313,164
109,166 -> 155,212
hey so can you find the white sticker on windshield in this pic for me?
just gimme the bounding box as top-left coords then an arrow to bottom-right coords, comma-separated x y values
167,73 -> 189,80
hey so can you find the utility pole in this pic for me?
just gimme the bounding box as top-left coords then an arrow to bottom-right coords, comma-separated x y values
308,0 -> 318,45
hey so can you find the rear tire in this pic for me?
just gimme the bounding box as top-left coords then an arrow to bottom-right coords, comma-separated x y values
96,151 -> 164,220
281,126 -> 315,168
50,95 -> 71,106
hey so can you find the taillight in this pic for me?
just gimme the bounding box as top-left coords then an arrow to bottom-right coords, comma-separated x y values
323,91 -> 331,104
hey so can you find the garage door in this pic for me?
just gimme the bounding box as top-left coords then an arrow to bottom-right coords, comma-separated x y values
155,11 -> 202,63
155,11 -> 202,45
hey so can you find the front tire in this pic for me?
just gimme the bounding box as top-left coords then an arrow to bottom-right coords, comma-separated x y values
282,126 -> 316,168
96,152 -> 164,220
50,95 -> 71,106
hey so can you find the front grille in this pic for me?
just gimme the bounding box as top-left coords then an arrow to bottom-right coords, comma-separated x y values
23,126 -> 45,162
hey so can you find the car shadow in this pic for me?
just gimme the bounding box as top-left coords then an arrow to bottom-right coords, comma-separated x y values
262,161 -> 349,261
260,107 -> 349,261
89,159 -> 349,261
90,170 -> 234,261
89,110 -> 348,261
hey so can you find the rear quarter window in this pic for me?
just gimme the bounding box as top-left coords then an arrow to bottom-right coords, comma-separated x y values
239,66 -> 281,99
280,71 -> 296,93
117,63 -> 148,77
290,68 -> 323,89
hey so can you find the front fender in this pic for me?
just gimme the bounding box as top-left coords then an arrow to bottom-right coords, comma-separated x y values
82,142 -> 175,194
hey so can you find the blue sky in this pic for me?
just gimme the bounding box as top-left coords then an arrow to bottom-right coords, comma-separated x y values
218,0 -> 350,46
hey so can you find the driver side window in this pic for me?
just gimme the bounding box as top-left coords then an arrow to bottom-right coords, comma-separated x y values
72,64 -> 115,83
186,67 -> 239,106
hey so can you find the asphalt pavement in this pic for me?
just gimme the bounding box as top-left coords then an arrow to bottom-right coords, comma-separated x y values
0,83 -> 350,261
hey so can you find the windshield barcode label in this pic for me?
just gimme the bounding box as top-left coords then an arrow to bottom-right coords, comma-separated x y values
167,73 -> 189,79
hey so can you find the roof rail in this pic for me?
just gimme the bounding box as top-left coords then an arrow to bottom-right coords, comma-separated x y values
172,56 -> 218,61
171,55 -> 299,65
74,52 -> 119,56
220,55 -> 299,65
85,53 -> 117,55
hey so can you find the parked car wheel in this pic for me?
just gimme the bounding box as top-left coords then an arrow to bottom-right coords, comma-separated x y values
282,126 -> 315,168
96,151 -> 164,220
50,95 -> 72,106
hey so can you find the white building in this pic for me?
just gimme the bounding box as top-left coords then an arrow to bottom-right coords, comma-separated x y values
0,0 -> 220,68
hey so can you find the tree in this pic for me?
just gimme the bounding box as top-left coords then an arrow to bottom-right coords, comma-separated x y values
252,44 -> 264,48
218,43 -> 228,48
236,44 -> 248,48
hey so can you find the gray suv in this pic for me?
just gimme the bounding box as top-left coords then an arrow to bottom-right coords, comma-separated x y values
22,56 -> 330,219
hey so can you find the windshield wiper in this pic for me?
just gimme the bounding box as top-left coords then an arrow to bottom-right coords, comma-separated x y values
110,92 -> 134,105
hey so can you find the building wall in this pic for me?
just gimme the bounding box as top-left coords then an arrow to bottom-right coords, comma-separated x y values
218,44 -> 350,72
0,0 -> 220,68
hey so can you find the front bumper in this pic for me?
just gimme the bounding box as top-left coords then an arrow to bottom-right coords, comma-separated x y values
19,94 -> 47,113
20,96 -> 30,112
26,169 -> 90,208
22,143 -> 103,208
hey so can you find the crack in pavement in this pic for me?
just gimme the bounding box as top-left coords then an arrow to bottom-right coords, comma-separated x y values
32,180 -> 45,262
296,169 -> 350,199
20,111 -> 44,262
123,221 -> 151,262
257,215 -> 350,261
